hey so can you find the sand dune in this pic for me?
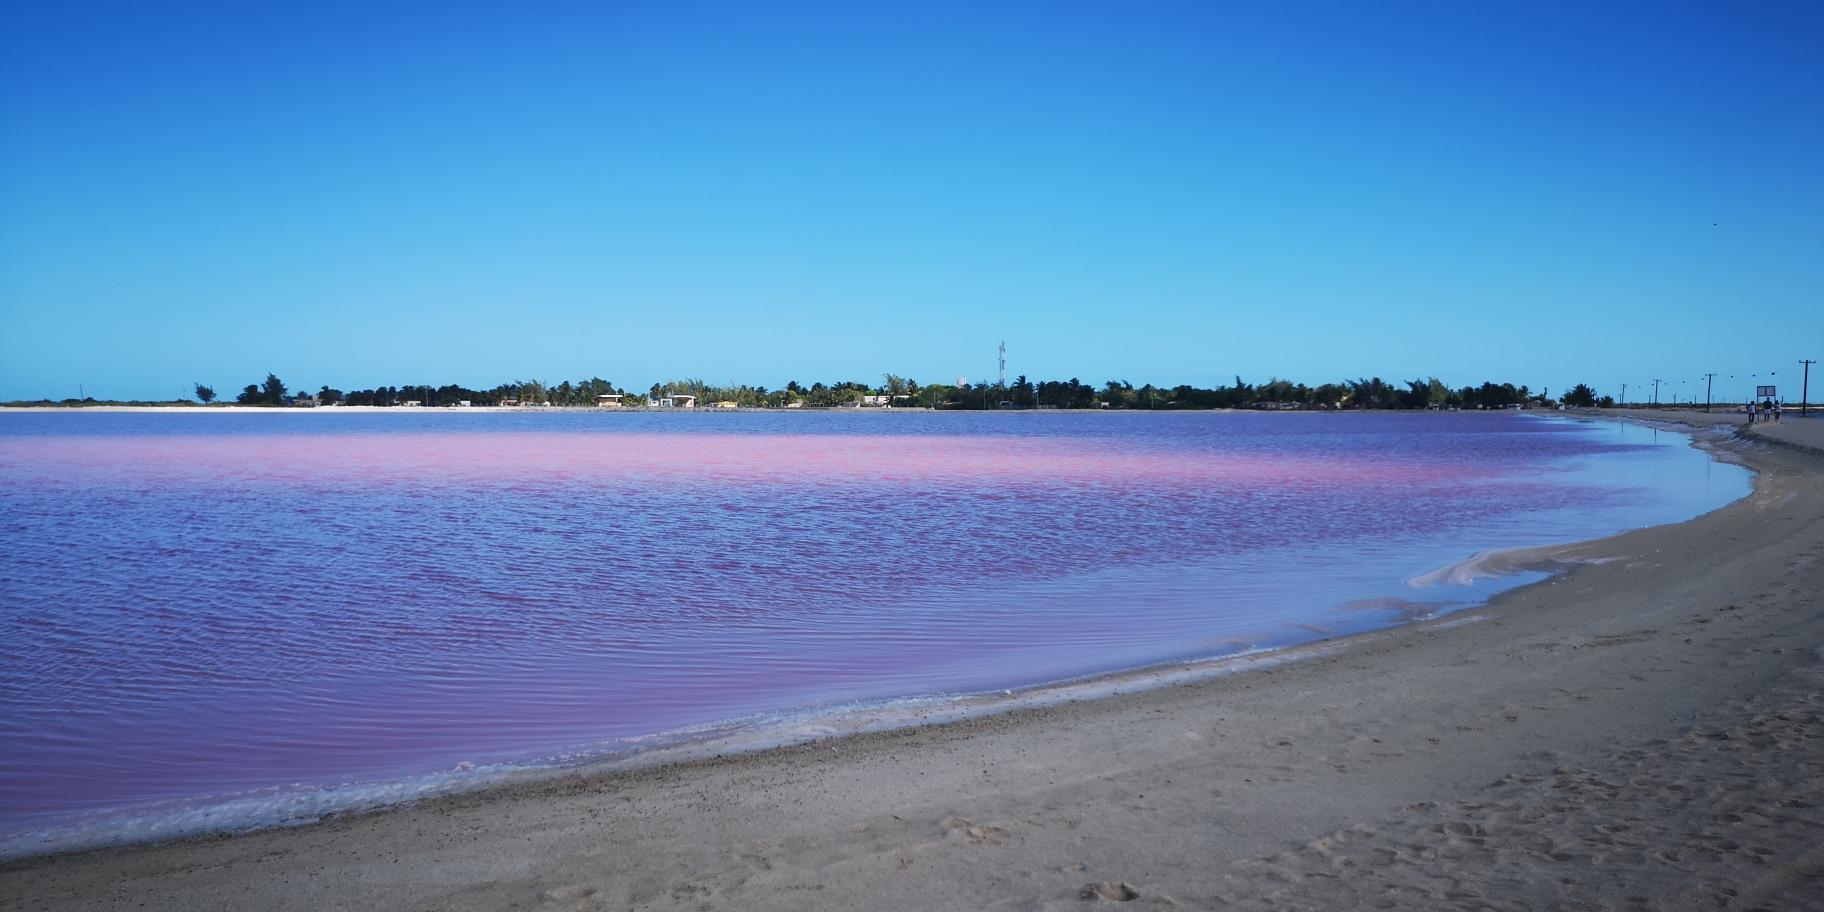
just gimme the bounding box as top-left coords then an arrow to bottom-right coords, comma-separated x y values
3,414 -> 1821,910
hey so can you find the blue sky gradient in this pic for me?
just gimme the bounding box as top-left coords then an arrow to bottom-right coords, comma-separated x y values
2,2 -> 1819,403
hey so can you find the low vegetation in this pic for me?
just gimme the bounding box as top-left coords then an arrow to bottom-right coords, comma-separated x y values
5,373 -> 1607,410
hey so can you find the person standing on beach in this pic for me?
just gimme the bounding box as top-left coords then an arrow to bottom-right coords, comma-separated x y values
1747,400 -> 1757,425
1773,399 -> 1782,423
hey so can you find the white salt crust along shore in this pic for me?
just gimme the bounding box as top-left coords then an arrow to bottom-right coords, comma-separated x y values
3,412 -> 1822,910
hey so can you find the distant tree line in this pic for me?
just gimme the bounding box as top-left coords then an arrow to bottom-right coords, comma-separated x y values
1560,383 -> 1618,408
204,372 -> 1581,410
897,376 -> 1540,411
4,374 -> 1658,410
225,375 -> 631,408
234,374 -> 288,405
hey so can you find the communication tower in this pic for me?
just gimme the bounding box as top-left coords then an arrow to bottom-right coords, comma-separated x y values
998,342 -> 1006,388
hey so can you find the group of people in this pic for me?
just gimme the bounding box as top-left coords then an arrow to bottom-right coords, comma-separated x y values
1747,397 -> 1783,423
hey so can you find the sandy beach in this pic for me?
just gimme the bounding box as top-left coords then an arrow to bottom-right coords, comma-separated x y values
3,412 -> 1821,911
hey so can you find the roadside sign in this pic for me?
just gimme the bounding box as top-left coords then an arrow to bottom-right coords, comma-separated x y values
1757,385 -> 1777,397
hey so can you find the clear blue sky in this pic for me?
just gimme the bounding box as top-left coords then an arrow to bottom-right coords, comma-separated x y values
2,1 -> 1819,403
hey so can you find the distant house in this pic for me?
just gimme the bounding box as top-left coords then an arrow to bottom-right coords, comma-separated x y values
657,394 -> 696,408
595,394 -> 623,408
500,398 -> 520,407
861,395 -> 890,407
456,400 -> 472,408
401,400 -> 423,408
714,400 -> 739,408
784,400 -> 804,408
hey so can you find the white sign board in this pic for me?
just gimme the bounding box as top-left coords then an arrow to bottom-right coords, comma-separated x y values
1757,385 -> 1777,397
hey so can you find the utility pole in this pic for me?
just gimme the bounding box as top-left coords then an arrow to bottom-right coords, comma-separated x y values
1803,359 -> 1817,417
1703,373 -> 1716,412
1651,379 -> 1663,407
1620,383 -> 1628,408
998,342 -> 1006,388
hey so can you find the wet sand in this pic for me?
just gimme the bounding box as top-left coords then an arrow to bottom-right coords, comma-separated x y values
4,415 -> 1821,911
1615,406 -> 1824,456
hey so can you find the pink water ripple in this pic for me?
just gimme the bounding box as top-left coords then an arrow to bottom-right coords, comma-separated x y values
0,413 -> 1742,844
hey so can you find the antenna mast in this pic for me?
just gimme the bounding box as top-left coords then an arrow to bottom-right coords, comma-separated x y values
998,342 -> 1006,388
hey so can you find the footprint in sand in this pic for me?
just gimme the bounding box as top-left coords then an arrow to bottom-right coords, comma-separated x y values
938,815 -> 1010,844
1080,881 -> 1138,901
540,885 -> 600,911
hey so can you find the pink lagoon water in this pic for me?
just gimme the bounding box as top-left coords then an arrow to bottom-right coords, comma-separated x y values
0,411 -> 1747,854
